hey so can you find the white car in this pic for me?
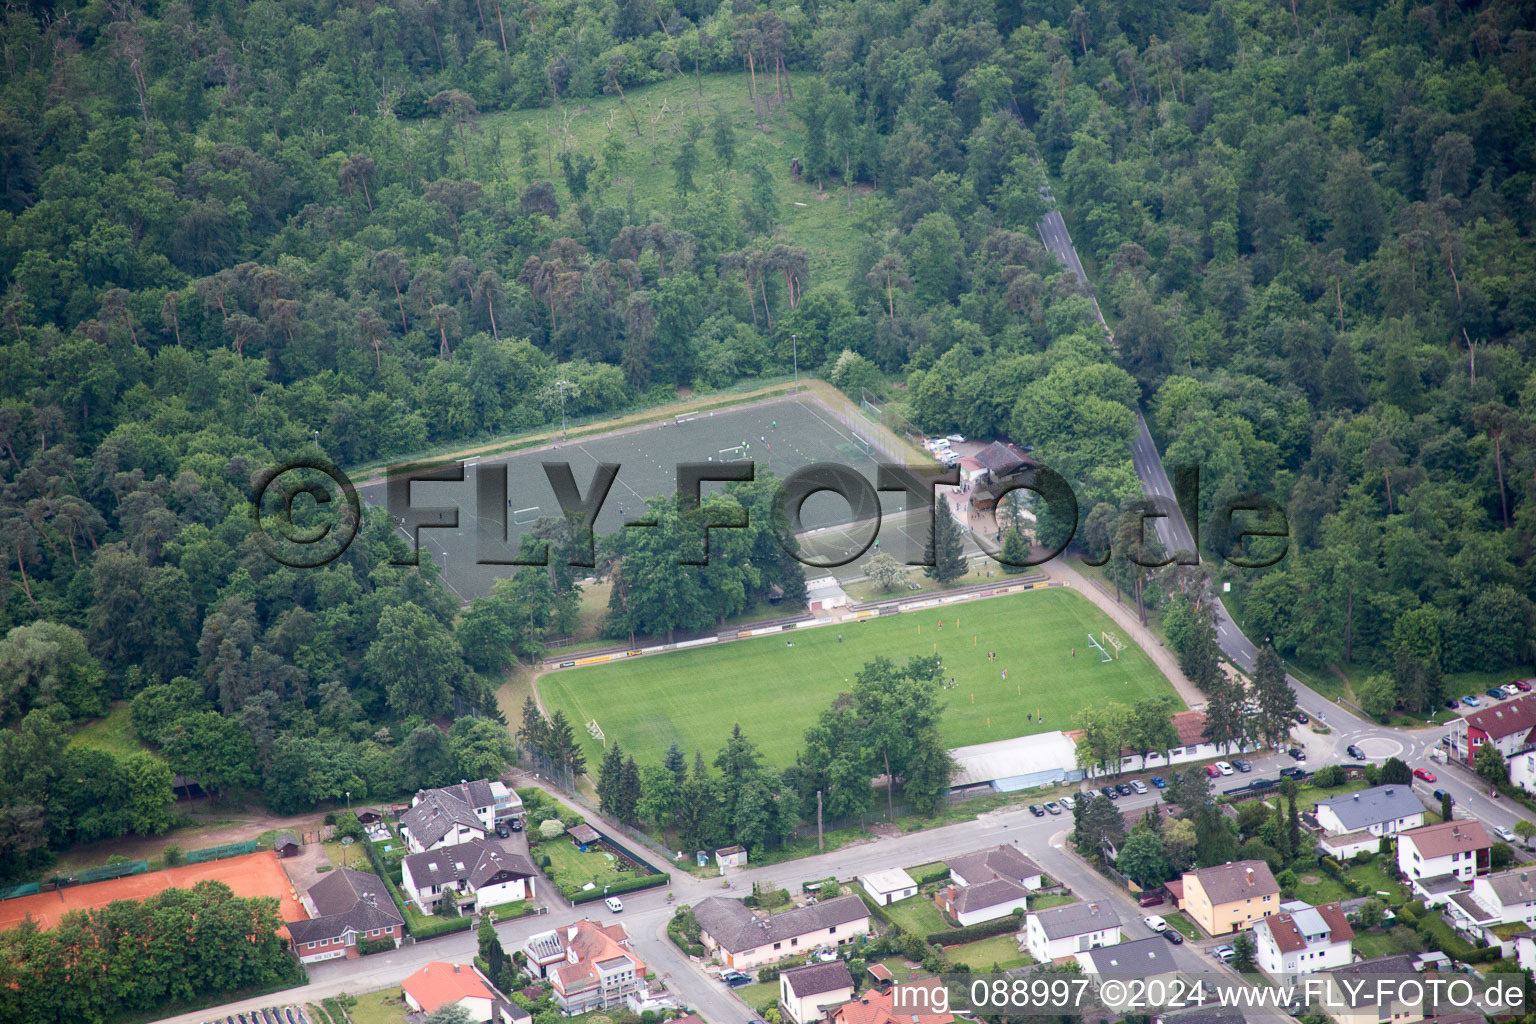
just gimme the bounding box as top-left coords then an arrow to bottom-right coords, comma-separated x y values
946,434 -> 966,443
1058,795 -> 1076,810
1495,825 -> 1517,843
1503,684 -> 1522,698
1215,761 -> 1235,776
1130,780 -> 1148,794
604,896 -> 624,913
1214,945 -> 1237,962
1143,916 -> 1167,933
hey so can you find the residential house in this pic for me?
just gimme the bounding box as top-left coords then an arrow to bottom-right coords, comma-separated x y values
692,894 -> 870,970
402,837 -> 538,915
1511,748 -> 1536,795
1180,860 -> 1280,936
1447,696 -> 1536,768
521,920 -> 647,1015
1074,937 -> 1180,989
402,962 -> 498,1021
1025,901 -> 1122,963
1395,821 -> 1491,907
289,867 -> 404,963
1315,954 -> 1424,1024
948,845 -> 1044,890
859,869 -> 918,906
938,878 -> 1031,926
1250,900 -> 1353,977
401,783 -> 492,854
1444,867 -> 1536,953
830,981 -> 954,1024
1103,710 -> 1246,775
1314,786 -> 1425,841
779,961 -> 855,1024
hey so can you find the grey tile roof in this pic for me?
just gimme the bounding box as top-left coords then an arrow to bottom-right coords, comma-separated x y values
405,838 -> 538,890
274,832 -> 299,849
782,960 -> 854,998
948,845 -> 1042,887
402,786 -> 486,848
1485,868 -> 1536,907
694,895 -> 869,953
1032,901 -> 1121,940
1317,786 -> 1423,832
950,878 -> 1030,916
1079,937 -> 1176,979
291,867 -> 403,944
1327,955 -> 1420,1007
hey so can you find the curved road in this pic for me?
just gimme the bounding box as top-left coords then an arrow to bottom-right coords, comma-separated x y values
1034,190 -> 1533,837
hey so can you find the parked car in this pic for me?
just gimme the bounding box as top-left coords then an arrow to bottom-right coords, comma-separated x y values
495,820 -> 511,838
1288,747 -> 1307,761
1044,801 -> 1062,815
1495,825 -> 1517,843
1433,789 -> 1456,806
1150,776 -> 1167,788
1058,795 -> 1076,810
946,434 -> 966,443
1233,759 -> 1252,773
1413,768 -> 1437,782
1142,916 -> 1167,933
1205,765 -> 1220,777
1502,684 -> 1522,697
1439,734 -> 1451,747
509,817 -> 524,832
1100,786 -> 1118,800
1215,761 -> 1235,776
1293,711 -> 1310,724
605,897 -> 624,913
1513,680 -> 1532,692
1214,945 -> 1237,963
1029,804 -> 1045,817
1115,783 -> 1133,796
1486,688 -> 1506,700
1163,928 -> 1184,944
1445,699 -> 1462,711
1346,745 -> 1366,760
1462,695 -> 1481,707
1130,780 -> 1148,794
721,970 -> 752,986
815,949 -> 838,963
1279,766 -> 1307,780
1138,891 -> 1165,907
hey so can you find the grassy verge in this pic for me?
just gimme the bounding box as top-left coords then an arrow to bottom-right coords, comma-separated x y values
104,969 -> 306,1024
68,702 -> 159,760
1163,911 -> 1201,940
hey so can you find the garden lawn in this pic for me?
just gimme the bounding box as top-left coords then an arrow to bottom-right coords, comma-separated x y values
883,897 -> 952,936
942,933 -> 1030,970
1162,911 -> 1201,940
732,980 -> 780,1013
1290,873 -> 1350,906
1029,893 -> 1077,912
541,588 -> 1181,767
1350,926 -> 1429,960
538,836 -> 637,892
347,990 -> 409,1024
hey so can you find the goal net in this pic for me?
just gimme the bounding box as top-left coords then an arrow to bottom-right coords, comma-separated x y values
512,505 -> 541,525
1087,634 -> 1112,663
586,719 -> 605,746
719,445 -> 749,462
1101,631 -> 1124,659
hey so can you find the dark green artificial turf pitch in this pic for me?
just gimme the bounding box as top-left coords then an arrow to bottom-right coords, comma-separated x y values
538,587 -> 1183,767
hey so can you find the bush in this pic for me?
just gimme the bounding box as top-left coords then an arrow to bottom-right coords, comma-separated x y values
924,911 -> 1023,946
324,812 -> 337,826
567,873 -> 669,903
162,844 -> 184,867
908,864 -> 951,887
357,935 -> 396,955
316,865 -> 333,873
1491,842 -> 1514,869
1309,765 -> 1342,787
539,819 -> 566,839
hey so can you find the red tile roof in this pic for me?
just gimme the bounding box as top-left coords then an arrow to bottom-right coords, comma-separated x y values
1400,820 -> 1491,859
402,962 -> 494,1013
1465,696 -> 1536,742
1171,710 -> 1208,747
833,983 -> 954,1024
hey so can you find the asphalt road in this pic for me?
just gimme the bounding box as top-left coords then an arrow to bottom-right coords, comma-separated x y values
1033,197 -> 1535,841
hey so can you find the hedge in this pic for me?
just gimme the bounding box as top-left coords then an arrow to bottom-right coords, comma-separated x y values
566,873 -> 669,903
357,936 -> 396,955
908,863 -> 951,887
926,910 -> 1024,946
854,889 -> 899,929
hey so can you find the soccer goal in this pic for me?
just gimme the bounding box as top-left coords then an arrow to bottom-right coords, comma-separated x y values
851,433 -> 875,458
586,719 -> 606,747
1087,633 -> 1112,662
512,505 -> 541,525
1101,631 -> 1124,660
719,445 -> 749,462
861,388 -> 885,422
675,412 -> 700,424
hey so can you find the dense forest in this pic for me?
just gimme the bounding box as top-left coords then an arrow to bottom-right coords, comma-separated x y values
0,0 -> 1533,880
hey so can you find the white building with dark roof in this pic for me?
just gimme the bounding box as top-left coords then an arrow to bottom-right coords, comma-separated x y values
1314,785 -> 1424,838
401,781 -> 495,853
401,837 -> 538,915
1025,901 -> 1121,962
1445,866 -> 1536,953
692,894 -> 870,970
779,961 -> 854,1024
289,867 -> 404,963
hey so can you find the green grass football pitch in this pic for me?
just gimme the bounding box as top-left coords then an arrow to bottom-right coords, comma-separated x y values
538,587 -> 1183,767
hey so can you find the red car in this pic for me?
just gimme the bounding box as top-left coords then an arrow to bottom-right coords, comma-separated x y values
1513,680 -> 1532,692
1205,765 -> 1220,777
1413,768 -> 1436,782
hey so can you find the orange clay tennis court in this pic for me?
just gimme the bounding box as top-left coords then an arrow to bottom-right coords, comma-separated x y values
0,851 -> 307,932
